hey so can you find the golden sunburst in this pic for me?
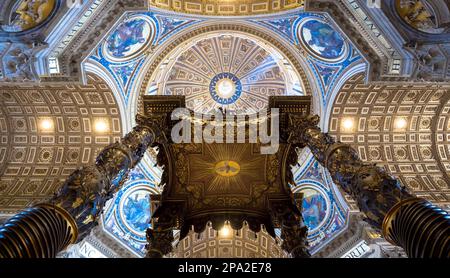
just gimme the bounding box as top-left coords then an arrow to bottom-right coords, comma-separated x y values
188,144 -> 266,194
214,160 -> 241,177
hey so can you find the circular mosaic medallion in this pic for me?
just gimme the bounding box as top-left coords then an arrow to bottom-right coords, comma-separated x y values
395,0 -> 445,34
4,0 -> 57,32
299,19 -> 347,61
104,15 -> 155,61
118,187 -> 152,237
209,73 -> 242,105
299,187 -> 328,231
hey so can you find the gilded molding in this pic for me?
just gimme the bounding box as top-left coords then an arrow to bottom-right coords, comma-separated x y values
148,0 -> 303,16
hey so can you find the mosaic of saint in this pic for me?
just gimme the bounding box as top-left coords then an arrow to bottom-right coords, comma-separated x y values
301,19 -> 346,60
106,17 -> 151,60
7,0 -> 56,32
121,191 -> 152,235
300,188 -> 328,231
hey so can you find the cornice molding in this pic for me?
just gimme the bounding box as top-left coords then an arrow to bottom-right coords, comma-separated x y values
147,0 -> 304,17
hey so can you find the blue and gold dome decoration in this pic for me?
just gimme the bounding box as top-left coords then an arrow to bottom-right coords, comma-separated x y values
103,15 -> 157,62
209,72 -> 243,105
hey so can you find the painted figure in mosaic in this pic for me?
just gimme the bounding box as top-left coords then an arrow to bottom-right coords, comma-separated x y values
302,190 -> 326,230
124,193 -> 151,232
107,19 -> 147,58
303,20 -> 344,59
10,0 -> 55,32
396,0 -> 443,33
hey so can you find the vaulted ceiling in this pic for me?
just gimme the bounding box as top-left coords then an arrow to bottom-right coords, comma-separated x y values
328,73 -> 450,209
0,74 -> 123,213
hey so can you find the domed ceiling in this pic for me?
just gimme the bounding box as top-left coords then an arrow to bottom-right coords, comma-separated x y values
160,33 -> 302,114
86,8 -> 364,257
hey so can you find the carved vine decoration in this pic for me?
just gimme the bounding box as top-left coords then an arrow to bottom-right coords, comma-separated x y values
285,114 -> 413,228
50,114 -> 167,241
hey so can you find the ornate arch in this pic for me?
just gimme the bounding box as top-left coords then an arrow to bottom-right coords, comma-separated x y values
133,21 -> 317,117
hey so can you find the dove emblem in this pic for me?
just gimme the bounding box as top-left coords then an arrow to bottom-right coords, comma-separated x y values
214,160 -> 241,177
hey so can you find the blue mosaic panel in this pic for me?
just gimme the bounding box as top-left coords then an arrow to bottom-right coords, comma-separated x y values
103,178 -> 159,256
256,12 -> 363,107
120,190 -> 152,235
301,188 -> 328,231
300,19 -> 346,61
2,0 -> 60,33
155,15 -> 200,43
104,15 -> 156,61
209,72 -> 243,105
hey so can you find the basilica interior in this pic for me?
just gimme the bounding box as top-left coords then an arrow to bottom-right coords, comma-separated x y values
0,0 -> 449,259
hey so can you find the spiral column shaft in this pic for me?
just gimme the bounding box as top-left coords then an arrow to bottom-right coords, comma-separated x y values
0,114 -> 165,258
383,198 -> 450,258
286,114 -> 450,258
0,204 -> 77,258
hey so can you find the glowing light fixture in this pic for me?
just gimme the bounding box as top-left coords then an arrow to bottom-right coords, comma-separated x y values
394,118 -> 407,129
94,119 -> 109,133
342,118 -> 354,130
216,78 -> 236,98
40,119 -> 54,131
219,222 -> 232,238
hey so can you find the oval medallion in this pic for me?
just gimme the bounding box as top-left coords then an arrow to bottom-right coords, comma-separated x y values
214,160 -> 241,177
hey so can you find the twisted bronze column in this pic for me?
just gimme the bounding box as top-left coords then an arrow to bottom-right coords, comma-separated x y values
286,114 -> 450,258
277,205 -> 310,258
145,198 -> 184,258
0,114 -> 166,258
